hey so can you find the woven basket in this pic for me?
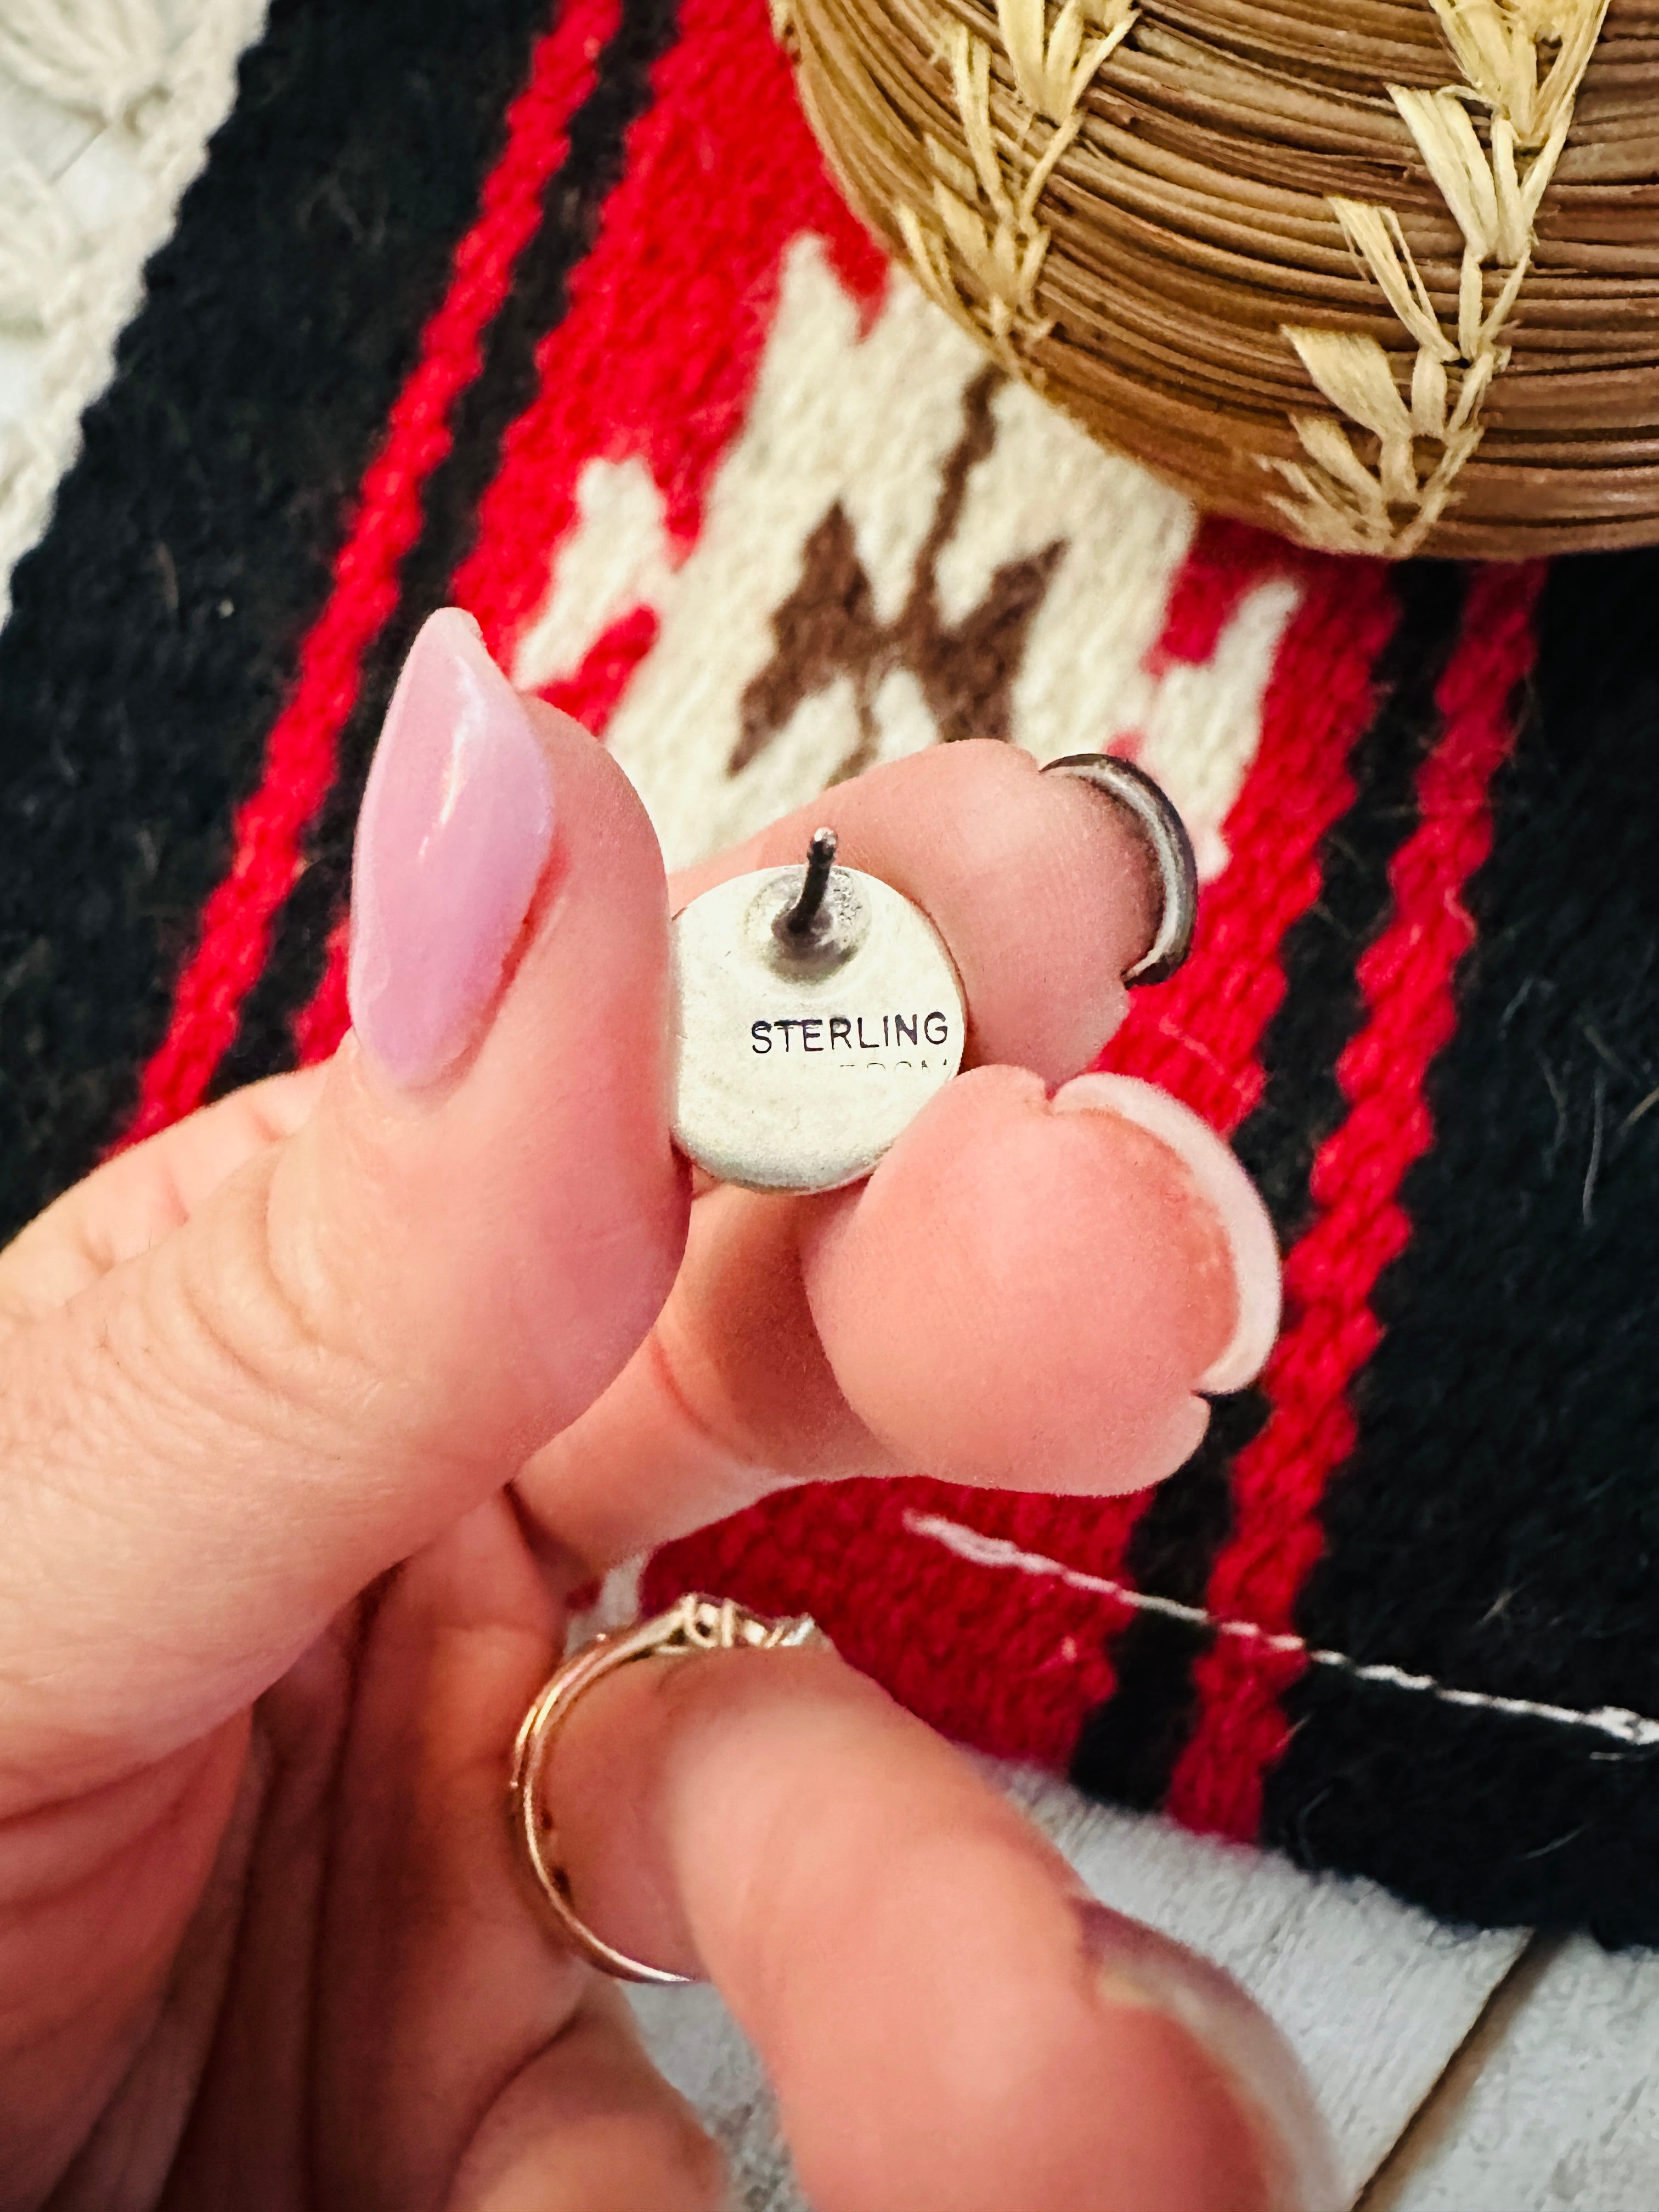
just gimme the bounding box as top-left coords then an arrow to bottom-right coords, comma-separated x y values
775,0 -> 1659,558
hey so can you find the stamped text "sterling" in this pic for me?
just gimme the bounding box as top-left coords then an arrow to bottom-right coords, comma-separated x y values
751,1012 -> 952,1054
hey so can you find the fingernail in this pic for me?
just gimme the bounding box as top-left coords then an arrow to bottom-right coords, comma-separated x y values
1053,1073 -> 1280,1392
348,608 -> 554,1090
1077,1901 -> 1342,2212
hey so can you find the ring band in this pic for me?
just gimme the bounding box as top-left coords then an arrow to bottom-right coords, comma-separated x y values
510,1592 -> 826,1985
1041,753 -> 1199,986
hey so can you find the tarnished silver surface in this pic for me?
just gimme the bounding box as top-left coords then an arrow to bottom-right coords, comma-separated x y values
672,856 -> 966,1193
1041,753 -> 1198,985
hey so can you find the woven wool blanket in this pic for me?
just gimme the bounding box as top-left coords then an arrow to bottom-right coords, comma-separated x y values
3,0 -> 1658,1947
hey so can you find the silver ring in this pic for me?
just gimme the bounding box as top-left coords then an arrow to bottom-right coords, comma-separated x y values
1041,754 -> 1198,986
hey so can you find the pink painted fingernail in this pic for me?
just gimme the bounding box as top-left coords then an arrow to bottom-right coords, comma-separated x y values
1053,1073 -> 1282,1392
347,608 -> 553,1091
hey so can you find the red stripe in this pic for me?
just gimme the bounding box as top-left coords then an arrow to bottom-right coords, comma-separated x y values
119,0 -> 618,1141
448,0 -> 887,660
1166,561 -> 1545,1841
535,605 -> 662,728
1095,535 -> 1395,1136
290,919 -> 351,1070
1147,517 -> 1294,676
645,535 -> 1402,1763
292,0 -> 888,1059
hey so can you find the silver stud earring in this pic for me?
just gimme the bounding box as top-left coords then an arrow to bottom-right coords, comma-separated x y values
670,764 -> 1197,1197
671,829 -> 966,1194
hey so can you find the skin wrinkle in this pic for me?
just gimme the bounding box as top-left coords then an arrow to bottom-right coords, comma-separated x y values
80,1162 -> 377,1481
0,1070 -> 330,1329
0,1365 -> 196,1745
45,1729 -> 268,2211
0,1736 -> 244,2208
30,1234 -> 347,1537
444,1996 -> 727,2212
641,1324 -> 783,1497
0,1744 -> 227,1926
0,1248 -> 382,1793
392,1948 -> 559,2209
240,1625 -> 359,2207
437,2027 -> 577,2212
255,1137 -> 423,1443
145,1644 -> 346,2208
7,1245 -> 464,1786
310,1506 -> 595,2211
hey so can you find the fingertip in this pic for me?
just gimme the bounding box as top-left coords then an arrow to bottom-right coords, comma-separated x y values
670,740 -> 1155,1085
799,1065 -> 1234,1494
1053,1075 -> 1280,1393
547,1640 -> 1331,2212
298,683 -> 689,1442
1075,1904 -> 1342,2212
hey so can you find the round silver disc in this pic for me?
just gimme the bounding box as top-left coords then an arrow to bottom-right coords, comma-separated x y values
672,864 -> 966,1193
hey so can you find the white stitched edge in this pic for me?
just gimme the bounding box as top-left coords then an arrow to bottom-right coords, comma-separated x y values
0,0 -> 271,622
904,1510 -> 1659,1752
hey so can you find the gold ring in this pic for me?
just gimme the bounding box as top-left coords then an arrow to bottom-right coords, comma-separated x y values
510,1591 -> 826,1985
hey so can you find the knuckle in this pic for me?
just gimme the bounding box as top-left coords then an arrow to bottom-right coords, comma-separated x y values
149,1150 -> 383,1457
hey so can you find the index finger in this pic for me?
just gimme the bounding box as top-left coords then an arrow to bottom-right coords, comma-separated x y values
669,738 -> 1161,1084
539,1639 -> 1339,2212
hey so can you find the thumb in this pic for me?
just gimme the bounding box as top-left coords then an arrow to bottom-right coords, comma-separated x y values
0,612 -> 686,1800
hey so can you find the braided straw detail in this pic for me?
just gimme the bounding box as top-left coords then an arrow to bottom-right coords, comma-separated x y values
778,0 -> 1656,560
1273,1 -> 1609,556
896,1 -> 1135,372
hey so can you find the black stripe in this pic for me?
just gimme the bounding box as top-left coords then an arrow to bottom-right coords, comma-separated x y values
1229,561 -> 1470,1242
215,0 -> 682,1096
1071,561 -> 1469,1815
1265,547 -> 1659,1945
0,0 -> 559,1240
1069,1394 -> 1262,1809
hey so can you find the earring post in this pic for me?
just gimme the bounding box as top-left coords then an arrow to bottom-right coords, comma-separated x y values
782,828 -> 837,936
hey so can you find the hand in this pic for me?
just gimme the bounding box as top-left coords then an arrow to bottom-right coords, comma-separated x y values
0,612 -> 1335,2212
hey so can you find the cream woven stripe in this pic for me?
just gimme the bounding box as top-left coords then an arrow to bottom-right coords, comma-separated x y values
0,0 -> 268,623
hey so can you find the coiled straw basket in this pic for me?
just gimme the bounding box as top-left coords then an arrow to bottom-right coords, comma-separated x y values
773,0 -> 1659,558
